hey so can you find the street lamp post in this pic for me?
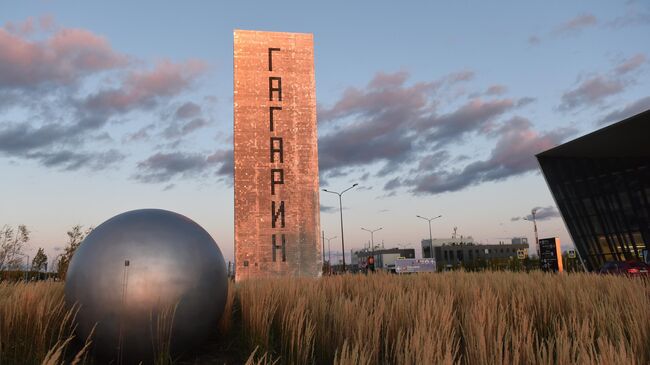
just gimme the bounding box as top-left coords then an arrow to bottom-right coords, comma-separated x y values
325,236 -> 337,274
361,227 -> 382,270
416,215 -> 442,258
16,253 -> 30,281
325,236 -> 337,264
321,230 -> 325,267
361,227 -> 382,255
523,208 -> 539,258
323,183 -> 358,272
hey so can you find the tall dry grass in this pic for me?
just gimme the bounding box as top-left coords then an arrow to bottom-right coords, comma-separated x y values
0,280 -> 234,365
237,272 -> 649,365
1,273 -> 647,364
0,281 -> 90,365
150,303 -> 179,365
218,280 -> 236,336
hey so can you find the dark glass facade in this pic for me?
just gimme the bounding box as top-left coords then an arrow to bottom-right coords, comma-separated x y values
537,110 -> 650,271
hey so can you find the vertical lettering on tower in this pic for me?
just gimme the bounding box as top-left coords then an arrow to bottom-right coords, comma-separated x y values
234,30 -> 321,281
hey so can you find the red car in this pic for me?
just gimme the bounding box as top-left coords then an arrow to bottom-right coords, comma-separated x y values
599,261 -> 649,277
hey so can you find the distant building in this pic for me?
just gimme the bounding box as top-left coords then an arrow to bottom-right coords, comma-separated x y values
422,236 -> 474,259
511,237 -> 528,245
353,248 -> 415,271
422,237 -> 529,267
537,109 -> 650,271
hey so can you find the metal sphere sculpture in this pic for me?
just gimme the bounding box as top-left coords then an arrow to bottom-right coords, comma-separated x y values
65,209 -> 228,363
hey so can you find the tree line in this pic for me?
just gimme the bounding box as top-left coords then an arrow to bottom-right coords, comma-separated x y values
0,224 -> 92,280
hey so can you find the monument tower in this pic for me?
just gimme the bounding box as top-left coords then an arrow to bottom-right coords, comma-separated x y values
233,30 -> 321,281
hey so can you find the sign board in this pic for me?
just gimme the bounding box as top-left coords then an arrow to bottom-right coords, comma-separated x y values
395,258 -> 436,274
234,30 -> 321,281
516,249 -> 527,260
539,237 -> 563,272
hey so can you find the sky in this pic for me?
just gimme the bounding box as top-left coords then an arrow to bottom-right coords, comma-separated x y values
1,1 -> 649,266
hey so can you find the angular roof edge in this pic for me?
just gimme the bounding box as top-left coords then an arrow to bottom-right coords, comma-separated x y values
537,108 -> 650,158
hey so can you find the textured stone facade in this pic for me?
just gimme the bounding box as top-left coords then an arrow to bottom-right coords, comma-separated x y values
234,30 -> 321,281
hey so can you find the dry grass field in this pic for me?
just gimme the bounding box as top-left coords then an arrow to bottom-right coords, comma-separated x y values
0,272 -> 648,365
0,281 -> 91,365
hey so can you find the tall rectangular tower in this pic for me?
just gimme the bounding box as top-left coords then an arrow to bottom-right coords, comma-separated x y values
233,30 -> 321,281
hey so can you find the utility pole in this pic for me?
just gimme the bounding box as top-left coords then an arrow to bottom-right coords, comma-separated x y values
361,227 -> 382,271
417,215 -> 442,258
321,230 -> 325,268
323,184 -> 358,272
325,236 -> 337,272
361,227 -> 382,255
524,208 -> 540,258
16,253 -> 30,281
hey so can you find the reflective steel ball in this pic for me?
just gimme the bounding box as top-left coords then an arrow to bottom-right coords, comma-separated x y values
65,209 -> 228,363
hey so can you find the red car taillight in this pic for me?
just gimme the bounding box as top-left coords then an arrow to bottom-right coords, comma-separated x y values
627,268 -> 639,274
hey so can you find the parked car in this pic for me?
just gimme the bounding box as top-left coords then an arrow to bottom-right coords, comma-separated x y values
599,261 -> 649,277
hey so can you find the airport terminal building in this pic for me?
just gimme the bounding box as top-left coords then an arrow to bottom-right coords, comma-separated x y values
537,109 -> 650,271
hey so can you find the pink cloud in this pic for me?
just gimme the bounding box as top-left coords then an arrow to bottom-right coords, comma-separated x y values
409,117 -> 575,195
82,60 -> 207,113
554,13 -> 597,35
486,84 -> 507,95
39,15 -> 57,32
4,17 -> 36,35
127,59 -> 206,98
0,16 -> 213,175
368,71 -> 410,89
488,118 -> 566,172
4,15 -> 55,35
559,76 -> 625,110
0,24 -> 127,89
615,53 -> 646,75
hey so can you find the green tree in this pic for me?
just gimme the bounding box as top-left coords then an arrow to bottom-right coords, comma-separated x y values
57,225 -> 93,280
31,247 -> 48,272
507,257 -> 523,272
0,225 -> 30,270
561,251 -> 585,272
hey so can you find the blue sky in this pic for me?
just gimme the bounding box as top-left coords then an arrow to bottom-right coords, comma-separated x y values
1,1 -> 649,264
